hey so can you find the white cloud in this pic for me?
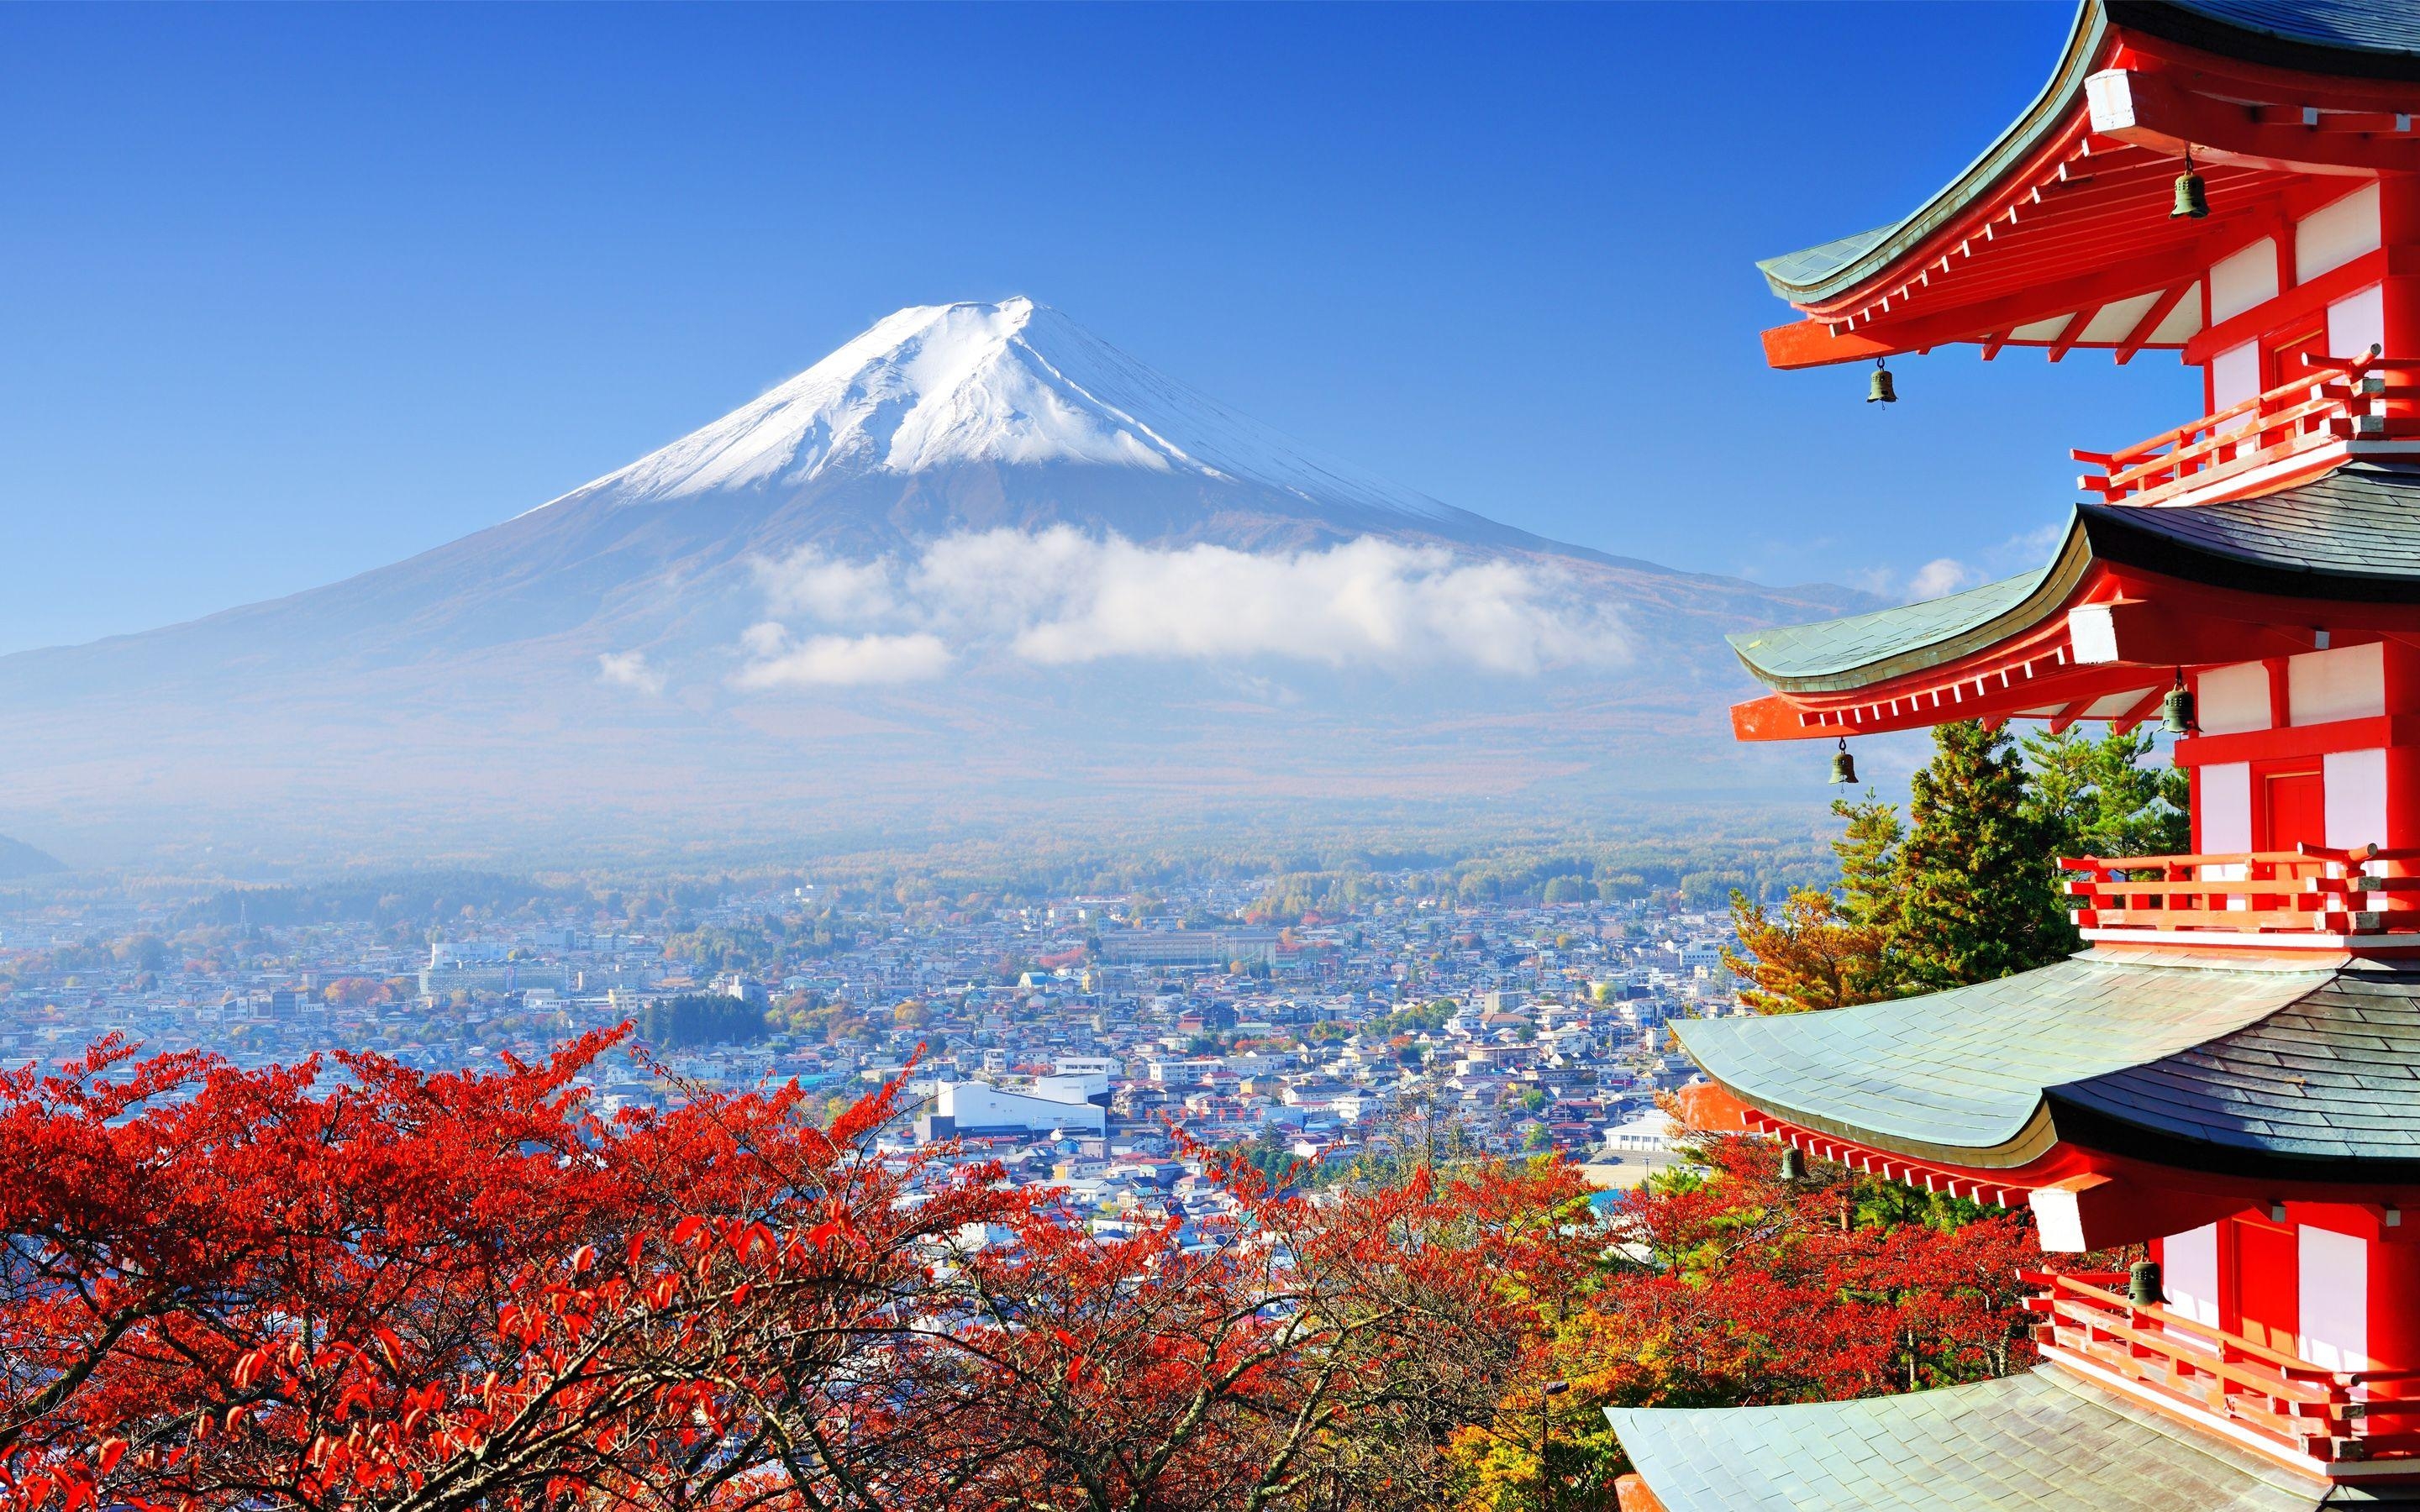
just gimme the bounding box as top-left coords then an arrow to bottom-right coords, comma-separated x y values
754,547 -> 899,622
730,528 -> 1631,688
1906,558 -> 1976,601
597,650 -> 666,695
729,627 -> 952,689
1862,517 -> 2071,605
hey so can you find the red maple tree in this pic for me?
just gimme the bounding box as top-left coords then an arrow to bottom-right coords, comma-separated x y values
4,1033 -> 2064,1512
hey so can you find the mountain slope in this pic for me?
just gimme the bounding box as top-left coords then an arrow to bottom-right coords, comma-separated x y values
0,299 -> 1868,861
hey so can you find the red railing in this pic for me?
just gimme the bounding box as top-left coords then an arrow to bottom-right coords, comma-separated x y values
2060,844 -> 2420,937
2074,347 -> 2420,507
2027,1271 -> 2420,1464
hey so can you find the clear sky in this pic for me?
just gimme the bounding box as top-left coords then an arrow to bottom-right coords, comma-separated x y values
0,1 -> 2198,656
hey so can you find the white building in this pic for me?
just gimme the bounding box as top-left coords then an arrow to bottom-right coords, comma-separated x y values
917,1078 -> 1106,1143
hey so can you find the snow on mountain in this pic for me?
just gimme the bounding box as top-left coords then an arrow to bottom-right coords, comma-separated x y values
537,297 -> 1462,526
0,297 -> 1876,858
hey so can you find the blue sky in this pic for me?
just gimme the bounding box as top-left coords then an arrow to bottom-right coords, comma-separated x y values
0,1 -> 2198,656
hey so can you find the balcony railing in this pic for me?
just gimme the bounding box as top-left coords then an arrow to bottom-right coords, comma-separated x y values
2074,347 -> 2419,507
2026,1270 -> 2420,1466
2060,844 -> 2420,939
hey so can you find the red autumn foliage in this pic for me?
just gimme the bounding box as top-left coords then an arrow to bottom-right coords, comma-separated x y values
3,1032 -> 2071,1511
0,1033 -> 1603,1512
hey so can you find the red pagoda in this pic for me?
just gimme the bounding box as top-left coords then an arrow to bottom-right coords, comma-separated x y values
1607,2 -> 2420,1508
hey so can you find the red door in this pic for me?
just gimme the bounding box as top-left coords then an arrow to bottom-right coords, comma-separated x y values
2262,322 -> 2332,448
2264,770 -> 2327,853
2260,769 -> 2327,906
2231,1218 -> 2301,1358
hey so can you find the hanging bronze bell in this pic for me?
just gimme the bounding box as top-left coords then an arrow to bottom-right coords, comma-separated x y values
1828,738 -> 1858,785
2128,1259 -> 2163,1307
2171,166 -> 2208,220
1778,1145 -> 1807,1182
2161,681 -> 2196,735
1866,360 -> 1897,404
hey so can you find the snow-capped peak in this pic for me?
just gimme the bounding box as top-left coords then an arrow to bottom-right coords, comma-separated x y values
534,298 -> 1456,522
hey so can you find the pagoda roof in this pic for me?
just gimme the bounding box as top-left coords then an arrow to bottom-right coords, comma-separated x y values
1755,0 -> 2420,367
1729,463 -> 2420,696
1603,1365 -> 2342,1511
1762,0 -> 2420,303
1672,951 -> 2420,1179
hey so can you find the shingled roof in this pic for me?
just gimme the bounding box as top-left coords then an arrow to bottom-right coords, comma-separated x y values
1760,0 -> 2420,303
1672,951 -> 2420,1179
1603,1365 -> 2372,1511
1727,463 -> 2420,695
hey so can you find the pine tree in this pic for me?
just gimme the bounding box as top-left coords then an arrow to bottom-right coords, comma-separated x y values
1831,793 -> 1907,937
1896,721 -> 2076,990
1723,888 -> 1894,1013
2021,725 -> 2190,860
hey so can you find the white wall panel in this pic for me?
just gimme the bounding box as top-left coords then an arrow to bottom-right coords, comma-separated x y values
2298,183 -> 2381,284
2299,1225 -> 2369,1370
2201,762 -> 2252,853
2326,748 -> 2388,852
2212,340 -> 2262,410
2211,239 -> 2281,323
2290,643 -> 2386,725
2332,284 -> 2386,360
2165,1223 -> 2223,1328
2199,661 -> 2273,735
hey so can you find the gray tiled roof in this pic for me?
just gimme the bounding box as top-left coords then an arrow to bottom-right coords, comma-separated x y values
2158,0 -> 2420,61
1605,1366 -> 2342,1511
2077,464 -> 2420,596
2060,963 -> 2420,1166
1763,2 -> 2420,302
1673,953 -> 2338,1169
1724,567 -> 2061,686
1730,465 -> 2420,694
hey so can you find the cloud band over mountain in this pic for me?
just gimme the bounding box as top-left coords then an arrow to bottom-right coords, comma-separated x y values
728,528 -> 1634,688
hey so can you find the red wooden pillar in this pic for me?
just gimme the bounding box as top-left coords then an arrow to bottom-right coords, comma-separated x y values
2370,1233 -> 2420,1401
2381,176 -> 2420,421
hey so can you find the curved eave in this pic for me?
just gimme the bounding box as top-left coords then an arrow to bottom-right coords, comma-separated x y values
1733,465 -> 2420,701
2077,501 -> 2420,605
1757,0 -> 2112,305
1760,0 -> 2420,314
1669,953 -> 2380,1181
1685,1049 -> 2063,1172
1726,513 -> 2096,696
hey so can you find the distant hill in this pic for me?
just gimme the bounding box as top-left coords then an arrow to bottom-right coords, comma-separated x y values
0,834 -> 67,879
0,298 -> 1868,863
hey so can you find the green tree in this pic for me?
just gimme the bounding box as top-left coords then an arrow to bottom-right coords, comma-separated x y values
1830,792 -> 1906,936
2022,725 -> 2190,861
1896,721 -> 2075,990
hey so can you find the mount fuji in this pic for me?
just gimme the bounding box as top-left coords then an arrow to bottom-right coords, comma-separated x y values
0,298 -> 1868,863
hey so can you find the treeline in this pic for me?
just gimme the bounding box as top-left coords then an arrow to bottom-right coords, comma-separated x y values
1244,838 -> 1838,921
635,991 -> 771,1049
138,801 -> 1855,937
175,870 -> 589,929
